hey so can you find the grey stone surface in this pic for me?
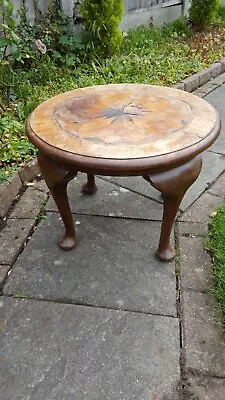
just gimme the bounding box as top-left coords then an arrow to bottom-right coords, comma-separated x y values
173,82 -> 185,91
32,179 -> 48,193
210,72 -> 225,85
183,74 -> 200,92
220,57 -> 225,72
208,172 -> 225,197
46,174 -> 163,221
206,85 -> 225,154
0,265 -> 10,285
185,374 -> 225,400
0,218 -> 35,265
179,237 -> 212,291
196,81 -> 218,96
193,89 -> 206,98
102,149 -> 225,213
183,291 -> 225,376
4,213 -> 177,316
100,175 -> 161,202
180,192 -> 225,223
179,151 -> 225,211
46,151 -> 225,216
198,68 -> 212,86
0,297 -> 180,400
0,172 -> 22,218
18,158 -> 39,183
211,62 -> 222,78
10,187 -> 47,219
178,222 -> 208,238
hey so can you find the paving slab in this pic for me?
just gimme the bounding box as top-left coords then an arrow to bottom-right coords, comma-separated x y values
100,175 -> 161,202
208,171 -> 225,198
206,85 -> 225,154
178,222 -> 208,237
0,265 -> 10,286
0,297 -> 180,400
0,218 -> 35,265
179,237 -> 212,291
179,192 -> 225,223
97,151 -> 225,213
46,174 -> 163,221
4,213 -> 176,316
183,291 -> 225,377
179,151 -> 225,211
18,158 -> 39,183
184,374 -> 225,400
0,172 -> 22,218
9,187 -> 47,219
32,178 -> 49,193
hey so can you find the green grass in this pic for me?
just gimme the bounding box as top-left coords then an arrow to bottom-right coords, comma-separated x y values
1,16 -> 225,180
209,206 -> 225,330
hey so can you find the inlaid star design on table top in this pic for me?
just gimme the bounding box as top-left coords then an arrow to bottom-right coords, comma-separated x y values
100,102 -> 149,124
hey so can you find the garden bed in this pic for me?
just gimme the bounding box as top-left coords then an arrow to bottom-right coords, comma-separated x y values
1,15 -> 225,182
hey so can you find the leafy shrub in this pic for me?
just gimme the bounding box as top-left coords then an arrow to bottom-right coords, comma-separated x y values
80,0 -> 123,58
0,114 -> 36,181
189,0 -> 220,29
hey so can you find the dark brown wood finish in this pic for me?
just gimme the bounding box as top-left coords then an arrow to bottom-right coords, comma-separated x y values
27,84 -> 221,261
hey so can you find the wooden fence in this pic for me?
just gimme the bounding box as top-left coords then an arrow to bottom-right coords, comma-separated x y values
3,0 -> 190,30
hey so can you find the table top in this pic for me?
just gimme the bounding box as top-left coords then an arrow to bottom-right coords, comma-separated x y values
27,84 -> 220,173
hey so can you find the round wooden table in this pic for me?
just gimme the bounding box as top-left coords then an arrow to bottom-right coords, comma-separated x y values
26,84 -> 220,261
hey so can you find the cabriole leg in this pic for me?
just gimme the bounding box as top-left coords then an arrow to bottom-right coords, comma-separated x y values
144,156 -> 202,262
82,174 -> 97,195
37,151 -> 77,250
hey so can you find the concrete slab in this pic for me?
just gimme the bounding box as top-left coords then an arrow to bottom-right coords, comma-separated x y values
208,171 -> 225,198
9,187 -> 47,219
179,237 -> 212,291
102,151 -> 225,213
178,222 -> 208,237
32,178 -> 49,193
18,158 -> 39,183
183,291 -> 225,376
0,297 -> 180,400
100,175 -> 161,202
0,265 -> 10,286
0,218 -> 35,265
185,374 -> 225,400
206,85 -> 225,154
0,172 -> 22,218
4,214 -> 177,316
179,192 -> 225,223
46,174 -> 163,221
179,151 -> 225,211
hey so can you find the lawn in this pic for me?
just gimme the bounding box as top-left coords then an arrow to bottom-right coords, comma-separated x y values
1,11 -> 225,181
209,207 -> 225,331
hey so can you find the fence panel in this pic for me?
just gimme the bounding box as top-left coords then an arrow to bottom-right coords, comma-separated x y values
4,0 -> 185,28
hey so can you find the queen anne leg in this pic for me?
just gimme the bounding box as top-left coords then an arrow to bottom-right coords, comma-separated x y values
37,151 -> 78,250
82,174 -> 97,195
144,156 -> 202,262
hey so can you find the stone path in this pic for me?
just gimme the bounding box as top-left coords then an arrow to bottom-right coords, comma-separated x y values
1,76 -> 225,399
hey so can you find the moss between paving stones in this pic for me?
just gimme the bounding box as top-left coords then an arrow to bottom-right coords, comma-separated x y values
209,206 -> 225,331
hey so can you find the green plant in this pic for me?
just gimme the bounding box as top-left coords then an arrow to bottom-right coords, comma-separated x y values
80,0 -> 123,58
189,0 -> 220,30
0,114 -> 36,180
217,5 -> 225,28
209,206 -> 225,330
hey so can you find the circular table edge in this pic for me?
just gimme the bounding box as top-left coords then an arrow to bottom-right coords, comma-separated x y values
26,113 -> 221,176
